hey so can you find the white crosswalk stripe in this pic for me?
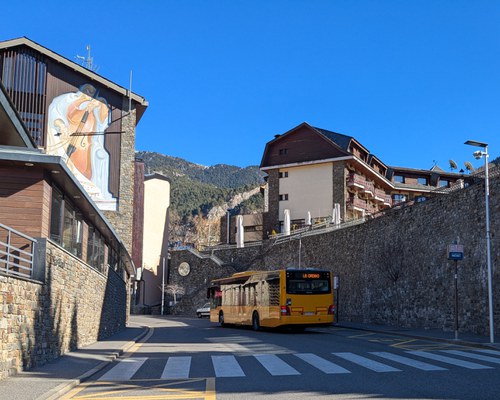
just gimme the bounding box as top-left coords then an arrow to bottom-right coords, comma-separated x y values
295,353 -> 350,374
441,350 -> 500,365
254,354 -> 300,376
477,349 -> 500,357
332,352 -> 401,372
212,355 -> 246,377
370,352 -> 447,371
407,351 -> 494,370
161,356 -> 191,379
98,357 -> 147,381
97,349 -> 500,381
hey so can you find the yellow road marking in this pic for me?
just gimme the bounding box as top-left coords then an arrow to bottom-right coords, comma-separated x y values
65,378 -> 215,399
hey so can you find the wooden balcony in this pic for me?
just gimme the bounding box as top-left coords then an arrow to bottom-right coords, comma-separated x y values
346,196 -> 368,211
362,181 -> 375,198
347,173 -> 365,191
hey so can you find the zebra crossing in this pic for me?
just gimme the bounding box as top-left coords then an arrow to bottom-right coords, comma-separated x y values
98,349 -> 500,381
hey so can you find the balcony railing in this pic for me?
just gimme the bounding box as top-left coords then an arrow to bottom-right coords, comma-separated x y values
347,173 -> 366,190
346,196 -> 368,211
0,223 -> 37,279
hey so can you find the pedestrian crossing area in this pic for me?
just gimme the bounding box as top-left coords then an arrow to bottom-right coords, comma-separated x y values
98,349 -> 500,381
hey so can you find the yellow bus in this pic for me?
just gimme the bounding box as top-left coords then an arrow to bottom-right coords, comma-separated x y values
207,269 -> 334,330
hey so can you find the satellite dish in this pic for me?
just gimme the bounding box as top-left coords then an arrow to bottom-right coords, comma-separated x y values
464,161 -> 475,173
449,160 -> 458,171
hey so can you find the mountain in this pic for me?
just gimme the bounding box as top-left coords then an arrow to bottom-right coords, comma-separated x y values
135,151 -> 266,246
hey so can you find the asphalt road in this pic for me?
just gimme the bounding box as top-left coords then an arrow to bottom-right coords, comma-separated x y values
61,317 -> 500,400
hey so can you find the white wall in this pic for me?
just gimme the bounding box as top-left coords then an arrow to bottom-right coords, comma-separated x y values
142,178 -> 170,305
278,163 -> 333,223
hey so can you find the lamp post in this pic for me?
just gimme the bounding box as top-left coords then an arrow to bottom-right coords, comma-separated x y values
465,140 -> 494,343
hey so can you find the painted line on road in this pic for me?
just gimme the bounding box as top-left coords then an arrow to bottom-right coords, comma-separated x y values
161,356 -> 192,379
370,351 -> 447,371
295,353 -> 350,374
407,351 -> 494,369
98,357 -> 148,381
212,355 -> 245,377
254,354 -> 300,376
332,352 -> 401,372
441,350 -> 500,365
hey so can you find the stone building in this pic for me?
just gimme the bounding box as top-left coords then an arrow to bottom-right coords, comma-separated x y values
0,37 -> 148,379
260,122 -> 470,236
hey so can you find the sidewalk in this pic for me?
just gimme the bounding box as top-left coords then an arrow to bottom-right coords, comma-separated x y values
0,315 -> 498,400
0,316 -> 151,400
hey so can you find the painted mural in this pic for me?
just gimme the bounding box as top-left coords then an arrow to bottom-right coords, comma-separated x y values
46,84 -> 117,210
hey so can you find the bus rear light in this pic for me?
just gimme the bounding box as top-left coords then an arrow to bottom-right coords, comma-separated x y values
328,305 -> 335,315
280,306 -> 291,316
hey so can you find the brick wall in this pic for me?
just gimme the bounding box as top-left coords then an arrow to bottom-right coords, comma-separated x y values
169,174 -> 499,336
0,240 -> 127,380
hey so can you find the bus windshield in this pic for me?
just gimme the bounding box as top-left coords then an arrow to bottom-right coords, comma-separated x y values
286,270 -> 331,294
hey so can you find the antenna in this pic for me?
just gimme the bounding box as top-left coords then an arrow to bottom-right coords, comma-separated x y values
449,159 -> 458,171
75,45 -> 98,71
464,161 -> 475,173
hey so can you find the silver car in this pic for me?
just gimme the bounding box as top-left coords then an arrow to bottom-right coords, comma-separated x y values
196,302 -> 210,318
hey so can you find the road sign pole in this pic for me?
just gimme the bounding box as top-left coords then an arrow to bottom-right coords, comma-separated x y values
454,260 -> 458,340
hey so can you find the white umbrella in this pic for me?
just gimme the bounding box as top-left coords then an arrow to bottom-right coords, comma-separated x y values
306,211 -> 312,226
283,209 -> 291,235
236,215 -> 244,248
333,203 -> 341,226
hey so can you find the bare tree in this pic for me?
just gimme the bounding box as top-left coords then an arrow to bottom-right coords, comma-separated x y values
164,284 -> 185,304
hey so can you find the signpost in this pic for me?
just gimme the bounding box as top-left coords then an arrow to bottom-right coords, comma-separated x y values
448,244 -> 464,340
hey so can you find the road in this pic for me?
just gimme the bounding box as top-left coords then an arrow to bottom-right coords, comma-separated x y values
62,316 -> 500,399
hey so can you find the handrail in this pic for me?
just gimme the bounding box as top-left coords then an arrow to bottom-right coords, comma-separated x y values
0,223 -> 37,279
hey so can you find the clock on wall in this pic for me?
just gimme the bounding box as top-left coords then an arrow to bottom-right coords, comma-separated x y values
178,262 -> 191,277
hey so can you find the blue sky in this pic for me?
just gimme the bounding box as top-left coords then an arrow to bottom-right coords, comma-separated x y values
2,1 -> 500,170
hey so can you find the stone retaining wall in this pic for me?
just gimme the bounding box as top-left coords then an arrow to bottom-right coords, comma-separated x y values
0,240 -> 128,380
170,175 -> 498,336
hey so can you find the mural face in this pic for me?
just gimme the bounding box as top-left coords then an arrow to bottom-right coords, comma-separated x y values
46,84 -> 117,210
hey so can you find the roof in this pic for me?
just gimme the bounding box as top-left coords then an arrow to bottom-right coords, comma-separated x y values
0,37 -> 148,123
312,127 -> 353,151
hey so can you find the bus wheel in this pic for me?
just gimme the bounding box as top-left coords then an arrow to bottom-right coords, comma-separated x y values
218,312 -> 225,327
252,312 -> 260,331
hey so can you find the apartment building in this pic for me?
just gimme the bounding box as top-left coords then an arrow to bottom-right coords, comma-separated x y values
0,36 -> 148,274
260,122 -> 468,236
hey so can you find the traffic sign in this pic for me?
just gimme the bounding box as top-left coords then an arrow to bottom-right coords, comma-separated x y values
448,244 -> 464,261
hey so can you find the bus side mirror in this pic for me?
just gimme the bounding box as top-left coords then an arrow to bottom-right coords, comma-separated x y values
207,288 -> 211,299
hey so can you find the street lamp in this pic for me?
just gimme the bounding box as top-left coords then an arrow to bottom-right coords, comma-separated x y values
465,140 -> 494,343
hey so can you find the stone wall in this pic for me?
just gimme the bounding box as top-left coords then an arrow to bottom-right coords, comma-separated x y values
0,240 -> 128,380
170,174 -> 499,336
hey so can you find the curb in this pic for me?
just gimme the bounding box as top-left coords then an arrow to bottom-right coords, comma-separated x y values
38,326 -> 151,400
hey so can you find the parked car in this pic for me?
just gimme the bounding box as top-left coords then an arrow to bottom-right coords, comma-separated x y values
196,302 -> 211,318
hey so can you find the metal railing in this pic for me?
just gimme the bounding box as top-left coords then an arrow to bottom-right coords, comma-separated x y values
0,223 -> 37,279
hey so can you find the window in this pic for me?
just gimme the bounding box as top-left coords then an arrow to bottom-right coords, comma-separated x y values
393,175 -> 405,183
393,194 -> 406,203
279,171 -> 288,178
87,227 -> 105,273
279,148 -> 288,155
417,177 -> 428,185
279,194 -> 289,201
50,187 -> 83,257
439,179 -> 449,188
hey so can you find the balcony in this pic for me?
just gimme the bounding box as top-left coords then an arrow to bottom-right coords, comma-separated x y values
362,181 -> 375,198
347,173 -> 365,191
346,196 -> 368,211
